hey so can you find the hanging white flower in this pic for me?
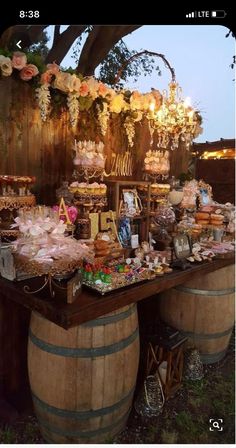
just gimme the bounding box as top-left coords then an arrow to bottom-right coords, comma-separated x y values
124,116 -> 136,147
35,84 -> 51,121
96,102 -> 109,136
67,92 -> 79,128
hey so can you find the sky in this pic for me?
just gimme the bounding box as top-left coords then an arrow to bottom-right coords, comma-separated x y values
50,25 -> 235,143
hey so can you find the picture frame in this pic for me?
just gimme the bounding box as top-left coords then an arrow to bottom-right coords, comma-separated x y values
173,234 -> 192,259
119,189 -> 142,217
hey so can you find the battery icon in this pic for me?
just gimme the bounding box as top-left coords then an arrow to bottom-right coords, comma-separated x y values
211,10 -> 227,18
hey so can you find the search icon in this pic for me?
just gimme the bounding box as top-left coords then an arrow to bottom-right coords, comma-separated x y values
209,418 -> 223,431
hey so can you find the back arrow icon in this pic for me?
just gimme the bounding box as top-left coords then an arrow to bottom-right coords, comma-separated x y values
16,40 -> 22,49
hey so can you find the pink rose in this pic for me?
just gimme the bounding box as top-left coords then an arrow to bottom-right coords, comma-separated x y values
19,64 -> 39,81
98,82 -> 109,97
46,62 -> 60,75
12,51 -> 27,70
40,71 -> 53,85
79,81 -> 89,97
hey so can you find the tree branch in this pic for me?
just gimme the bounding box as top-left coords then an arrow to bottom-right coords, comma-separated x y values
52,25 -> 61,47
76,25 -> 141,76
113,50 -> 176,84
45,25 -> 87,64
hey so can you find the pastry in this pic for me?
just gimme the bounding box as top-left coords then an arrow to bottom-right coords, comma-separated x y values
196,219 -> 209,226
195,212 -> 210,220
211,220 -> 224,226
210,214 -> 224,221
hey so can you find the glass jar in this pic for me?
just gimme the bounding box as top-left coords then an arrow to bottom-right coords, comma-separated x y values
56,181 -> 74,205
75,217 -> 91,239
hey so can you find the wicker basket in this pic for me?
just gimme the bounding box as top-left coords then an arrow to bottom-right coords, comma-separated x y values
13,253 -> 83,277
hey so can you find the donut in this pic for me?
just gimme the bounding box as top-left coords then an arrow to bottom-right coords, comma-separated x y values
210,214 -> 224,221
210,220 -> 224,227
196,220 -> 209,226
195,212 -> 210,220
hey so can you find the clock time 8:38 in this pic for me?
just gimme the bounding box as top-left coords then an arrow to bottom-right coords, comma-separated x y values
19,11 -> 40,18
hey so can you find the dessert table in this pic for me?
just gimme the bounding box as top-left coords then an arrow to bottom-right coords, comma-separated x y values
0,257 -> 233,329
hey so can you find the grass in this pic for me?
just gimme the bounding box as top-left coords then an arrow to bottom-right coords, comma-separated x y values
144,424 -> 158,443
23,422 -> 40,443
161,429 -> 178,444
0,426 -> 17,444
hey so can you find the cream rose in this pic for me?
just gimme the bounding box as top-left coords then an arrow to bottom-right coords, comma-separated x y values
86,77 -> 99,99
130,91 -> 142,110
68,74 -> 81,93
19,64 -> 39,81
53,72 -> 78,93
12,51 -> 27,70
0,56 -> 13,77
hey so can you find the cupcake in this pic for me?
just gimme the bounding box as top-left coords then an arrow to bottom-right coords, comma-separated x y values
69,181 -> 79,193
99,183 -> 107,195
78,182 -> 87,194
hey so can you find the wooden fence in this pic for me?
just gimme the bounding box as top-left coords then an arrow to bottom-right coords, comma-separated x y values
0,78 -> 190,204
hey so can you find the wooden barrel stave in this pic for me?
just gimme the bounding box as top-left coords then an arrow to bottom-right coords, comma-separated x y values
28,304 -> 139,443
159,265 -> 235,364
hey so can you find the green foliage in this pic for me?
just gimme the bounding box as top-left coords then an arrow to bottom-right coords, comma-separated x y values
71,26 -> 92,66
28,30 -> 49,59
161,429 -> 178,444
144,424 -> 158,443
61,66 -> 76,75
98,40 -> 161,87
25,52 -> 46,74
78,96 -> 93,111
0,426 -> 17,443
225,30 -> 236,72
0,48 -> 12,57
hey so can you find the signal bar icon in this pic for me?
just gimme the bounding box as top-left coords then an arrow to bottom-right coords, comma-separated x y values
186,12 -> 196,18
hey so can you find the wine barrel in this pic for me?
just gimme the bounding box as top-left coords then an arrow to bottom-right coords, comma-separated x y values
28,304 -> 139,444
159,264 -> 235,364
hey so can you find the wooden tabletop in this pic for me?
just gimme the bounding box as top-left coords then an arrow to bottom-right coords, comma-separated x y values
0,258 -> 234,329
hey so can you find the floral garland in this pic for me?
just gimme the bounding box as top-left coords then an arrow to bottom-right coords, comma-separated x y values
0,51 -> 203,147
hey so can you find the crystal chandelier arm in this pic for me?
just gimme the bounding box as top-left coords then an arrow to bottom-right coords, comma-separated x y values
113,50 -> 176,84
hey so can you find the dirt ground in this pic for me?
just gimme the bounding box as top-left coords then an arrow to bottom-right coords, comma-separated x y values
0,334 -> 234,444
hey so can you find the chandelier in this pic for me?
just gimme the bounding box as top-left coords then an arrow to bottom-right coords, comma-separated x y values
115,50 -> 202,152
154,81 -> 201,150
